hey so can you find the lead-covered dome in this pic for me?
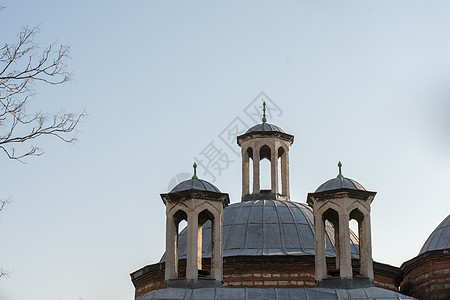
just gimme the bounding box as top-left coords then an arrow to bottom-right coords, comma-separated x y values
170,178 -> 221,193
169,162 -> 221,193
160,199 -> 359,261
315,177 -> 366,192
419,214 -> 450,254
246,123 -> 285,133
314,161 -> 366,193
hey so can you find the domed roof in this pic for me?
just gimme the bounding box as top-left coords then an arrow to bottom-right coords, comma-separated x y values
169,162 -> 221,193
160,199 -> 359,261
314,162 -> 366,193
315,177 -> 366,193
170,178 -> 221,193
419,214 -> 450,254
246,123 -> 285,134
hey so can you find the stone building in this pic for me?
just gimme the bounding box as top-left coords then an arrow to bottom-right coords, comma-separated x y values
130,104 -> 448,299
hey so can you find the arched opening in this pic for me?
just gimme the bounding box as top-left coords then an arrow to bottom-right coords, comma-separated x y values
323,208 -> 339,278
173,210 -> 188,278
350,208 -> 364,278
260,158 -> 271,191
178,220 -> 187,234
278,147 -> 284,194
198,209 -> 214,278
247,147 -> 253,194
260,145 -> 271,192
349,219 -> 359,239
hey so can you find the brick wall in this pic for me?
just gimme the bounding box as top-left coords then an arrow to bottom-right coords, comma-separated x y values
401,250 -> 450,300
131,256 -> 403,298
222,260 -> 316,288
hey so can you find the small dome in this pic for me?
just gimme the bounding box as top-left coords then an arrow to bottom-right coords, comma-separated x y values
160,199 -> 359,261
170,178 -> 221,193
315,177 -> 366,193
419,214 -> 450,254
246,123 -> 285,134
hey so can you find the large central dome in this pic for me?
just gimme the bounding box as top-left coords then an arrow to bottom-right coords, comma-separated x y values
161,199 -> 359,261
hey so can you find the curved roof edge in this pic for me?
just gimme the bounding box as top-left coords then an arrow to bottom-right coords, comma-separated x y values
137,286 -> 416,300
315,177 -> 366,193
170,178 -> 221,193
401,248 -> 450,274
419,214 -> 450,254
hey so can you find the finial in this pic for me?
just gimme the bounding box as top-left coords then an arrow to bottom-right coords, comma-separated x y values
262,101 -> 267,123
337,161 -> 344,178
192,162 -> 199,179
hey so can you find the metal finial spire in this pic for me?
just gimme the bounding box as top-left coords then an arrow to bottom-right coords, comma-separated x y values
337,161 -> 344,178
192,162 -> 199,179
262,101 -> 267,123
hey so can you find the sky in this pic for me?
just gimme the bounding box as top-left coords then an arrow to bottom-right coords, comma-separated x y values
0,1 -> 450,299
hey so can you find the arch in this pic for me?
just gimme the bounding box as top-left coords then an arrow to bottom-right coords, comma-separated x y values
277,151 -> 282,193
168,202 -> 191,216
322,208 -> 339,227
277,146 -> 284,193
349,208 -> 373,279
260,157 -> 271,190
165,209 -> 189,280
198,208 -> 215,226
259,145 -> 272,191
195,208 -> 217,279
173,209 -> 188,225
349,208 -> 364,223
242,147 -> 253,196
349,207 -> 365,245
348,201 -> 369,217
322,207 -> 340,275
194,202 -> 219,217
259,145 -> 271,161
277,146 -> 285,158
247,147 -> 253,160
317,200 -> 342,216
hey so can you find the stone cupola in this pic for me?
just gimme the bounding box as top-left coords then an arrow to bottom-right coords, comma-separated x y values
237,102 -> 294,201
160,163 -> 230,288
307,162 -> 376,289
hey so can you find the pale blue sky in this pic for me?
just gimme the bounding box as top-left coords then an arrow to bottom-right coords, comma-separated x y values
1,1 -> 449,299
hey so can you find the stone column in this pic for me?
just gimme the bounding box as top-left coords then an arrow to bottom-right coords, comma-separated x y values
270,147 -> 278,194
242,147 -> 250,196
165,212 -> 178,281
339,212 -> 352,278
211,213 -> 223,281
197,223 -> 202,270
253,147 -> 260,194
186,212 -> 199,280
334,221 -> 340,270
360,213 -> 374,279
281,149 -> 290,196
314,213 -> 327,281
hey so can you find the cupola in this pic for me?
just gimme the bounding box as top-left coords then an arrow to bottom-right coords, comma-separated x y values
160,163 -> 229,288
307,162 -> 376,289
237,102 -> 294,201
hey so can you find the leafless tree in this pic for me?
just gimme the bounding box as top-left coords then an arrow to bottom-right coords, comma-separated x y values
0,197 -> 9,212
0,25 -> 85,162
1,12 -> 84,278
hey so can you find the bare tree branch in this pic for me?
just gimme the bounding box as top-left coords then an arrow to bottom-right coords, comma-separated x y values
0,266 -> 10,278
0,25 -> 84,162
0,196 -> 10,213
